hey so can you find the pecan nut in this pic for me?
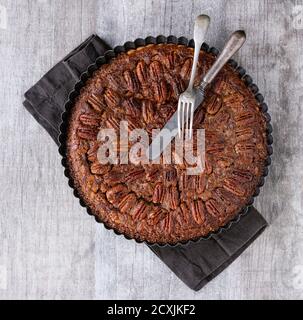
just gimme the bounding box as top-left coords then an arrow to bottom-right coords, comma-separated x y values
123,98 -> 141,117
118,193 -> 137,213
131,200 -> 148,221
206,94 -> 222,115
205,198 -> 223,217
163,186 -> 179,210
152,80 -> 169,103
77,126 -> 97,140
136,61 -> 149,85
87,94 -> 106,113
79,113 -> 100,127
104,88 -> 120,109
90,162 -> 111,175
148,207 -> 166,226
149,61 -> 163,81
125,168 -> 145,183
180,58 -> 192,79
231,169 -> 253,182
106,184 -> 128,205
190,200 -> 205,225
223,178 -> 246,196
152,183 -> 164,203
123,70 -> 140,92
235,142 -> 255,153
235,127 -> 254,141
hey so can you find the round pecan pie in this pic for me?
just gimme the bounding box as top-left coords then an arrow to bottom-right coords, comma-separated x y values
66,43 -> 268,244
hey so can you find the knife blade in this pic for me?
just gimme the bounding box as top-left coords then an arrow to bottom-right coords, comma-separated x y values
147,88 -> 204,161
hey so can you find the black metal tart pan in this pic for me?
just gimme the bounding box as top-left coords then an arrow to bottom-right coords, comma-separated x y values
58,35 -> 273,247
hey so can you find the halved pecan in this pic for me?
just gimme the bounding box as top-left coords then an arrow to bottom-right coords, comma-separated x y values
223,93 -> 244,109
107,74 -> 123,91
206,94 -> 222,115
123,98 -> 141,117
87,143 -> 99,162
152,80 -> 168,103
90,162 -> 110,175
190,200 -> 205,225
105,115 -> 120,131
149,60 -> 163,80
142,100 -> 154,123
196,175 -> 206,193
104,88 -> 120,109
179,202 -> 190,224
205,198 -> 222,217
131,200 -> 148,221
125,116 -> 138,131
180,58 -> 192,79
193,106 -> 205,126
234,111 -> 255,126
118,192 -> 137,213
87,94 -> 106,113
213,77 -> 228,94
160,214 -> 172,233
125,168 -> 145,183
123,70 -> 140,92
223,178 -> 246,196
235,127 -> 254,141
148,207 -> 166,225
136,61 -> 149,85
163,186 -> 179,210
79,114 -> 100,127
235,142 -> 255,153
231,169 -> 253,182
106,184 -> 128,204
152,183 -> 164,203
171,77 -> 186,99
167,51 -> 181,68
214,188 -> 234,206
77,127 -> 97,140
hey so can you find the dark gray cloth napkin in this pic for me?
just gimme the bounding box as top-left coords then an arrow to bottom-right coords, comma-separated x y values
23,34 -> 268,291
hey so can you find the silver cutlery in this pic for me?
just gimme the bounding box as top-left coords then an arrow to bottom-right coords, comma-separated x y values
177,14 -> 210,139
148,30 -> 246,161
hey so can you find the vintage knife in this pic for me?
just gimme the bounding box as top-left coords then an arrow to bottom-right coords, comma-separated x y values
147,30 -> 246,161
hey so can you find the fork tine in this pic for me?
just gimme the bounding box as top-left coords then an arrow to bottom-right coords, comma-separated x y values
181,101 -> 185,139
185,102 -> 189,138
177,99 -> 182,138
188,102 -> 194,139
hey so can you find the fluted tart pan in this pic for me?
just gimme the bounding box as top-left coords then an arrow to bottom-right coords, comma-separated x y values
58,35 -> 273,247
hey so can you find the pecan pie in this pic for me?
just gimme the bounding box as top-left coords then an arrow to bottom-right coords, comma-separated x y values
66,44 -> 268,244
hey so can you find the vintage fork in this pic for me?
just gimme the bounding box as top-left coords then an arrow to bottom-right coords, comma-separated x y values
178,30 -> 246,139
177,14 -> 210,139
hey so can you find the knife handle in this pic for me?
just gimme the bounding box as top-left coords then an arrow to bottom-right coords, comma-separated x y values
199,30 -> 246,90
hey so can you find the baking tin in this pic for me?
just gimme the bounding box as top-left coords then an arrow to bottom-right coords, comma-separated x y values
58,35 -> 273,247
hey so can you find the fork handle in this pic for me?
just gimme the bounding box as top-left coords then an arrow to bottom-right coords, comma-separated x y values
187,15 -> 210,91
200,30 -> 246,88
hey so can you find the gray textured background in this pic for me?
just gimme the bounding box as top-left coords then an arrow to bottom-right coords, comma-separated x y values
0,0 -> 303,299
